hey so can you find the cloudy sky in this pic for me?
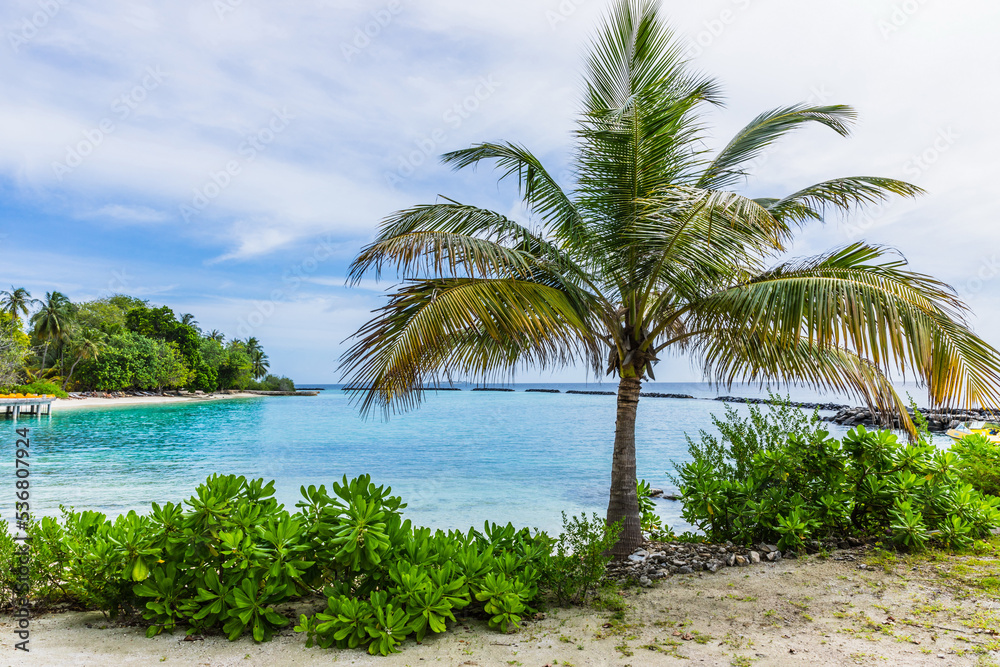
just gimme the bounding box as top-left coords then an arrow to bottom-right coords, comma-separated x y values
1,0 -> 997,383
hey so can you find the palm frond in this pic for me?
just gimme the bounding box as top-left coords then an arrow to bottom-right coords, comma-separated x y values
696,333 -> 916,437
698,104 -> 858,190
340,278 -> 603,415
761,176 -> 925,225
687,243 -> 1000,414
440,143 -> 590,247
348,203 -> 580,284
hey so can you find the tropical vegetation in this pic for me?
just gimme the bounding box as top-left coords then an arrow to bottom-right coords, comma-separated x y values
675,400 -> 1000,552
340,0 -> 1000,556
0,289 -> 291,393
0,475 -> 617,656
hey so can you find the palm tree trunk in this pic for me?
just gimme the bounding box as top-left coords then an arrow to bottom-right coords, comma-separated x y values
607,374 -> 643,558
63,356 -> 83,390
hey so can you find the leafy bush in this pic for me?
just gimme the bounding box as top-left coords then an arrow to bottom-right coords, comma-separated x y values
637,479 -> 674,541
676,402 -> 1000,552
0,474 -> 620,656
246,375 -> 296,392
672,395 -> 825,485
10,379 -> 68,398
541,513 -> 620,605
951,433 -> 1000,498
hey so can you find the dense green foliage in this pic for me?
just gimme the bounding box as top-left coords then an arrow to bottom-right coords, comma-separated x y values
246,374 -> 296,392
0,312 -> 29,388
676,403 -> 1000,552
952,434 -> 1000,498
0,288 -> 284,393
1,475 -> 617,656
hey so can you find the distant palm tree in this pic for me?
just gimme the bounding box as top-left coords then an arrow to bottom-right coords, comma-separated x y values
341,0 -> 1000,556
63,329 -> 106,389
0,287 -> 39,322
180,313 -> 200,332
244,337 -> 261,355
250,348 -> 270,380
206,330 -> 225,343
31,291 -> 75,370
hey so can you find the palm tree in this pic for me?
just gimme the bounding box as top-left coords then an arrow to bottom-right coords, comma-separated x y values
250,348 -> 270,380
207,330 -> 225,343
340,0 -> 1000,556
0,287 -> 39,323
180,313 -> 200,331
244,337 -> 261,355
30,291 -> 75,371
63,329 -> 106,389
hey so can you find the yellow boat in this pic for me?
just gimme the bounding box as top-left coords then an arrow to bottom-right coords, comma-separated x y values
946,421 -> 1000,444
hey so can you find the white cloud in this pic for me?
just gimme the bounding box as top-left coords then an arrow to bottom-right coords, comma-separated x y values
88,204 -> 170,224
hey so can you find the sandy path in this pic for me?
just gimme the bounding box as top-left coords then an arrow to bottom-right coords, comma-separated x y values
49,393 -> 263,412
4,550 -> 997,667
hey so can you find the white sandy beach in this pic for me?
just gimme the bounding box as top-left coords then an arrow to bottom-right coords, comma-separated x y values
49,393 -> 263,412
5,552 -> 996,667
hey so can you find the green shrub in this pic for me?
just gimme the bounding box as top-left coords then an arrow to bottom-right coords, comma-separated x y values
1,474 -> 596,656
672,395 -> 825,486
951,433 -> 1000,497
10,379 -> 68,398
246,375 -> 296,391
676,402 -> 1000,552
541,513 -> 620,605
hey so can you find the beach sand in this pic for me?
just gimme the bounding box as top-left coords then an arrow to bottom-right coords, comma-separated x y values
50,393 -> 263,412
4,550 -> 996,666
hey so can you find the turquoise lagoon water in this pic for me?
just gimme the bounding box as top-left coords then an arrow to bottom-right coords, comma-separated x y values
0,383 -> 862,535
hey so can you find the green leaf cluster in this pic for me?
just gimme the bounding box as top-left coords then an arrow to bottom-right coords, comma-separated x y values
0,474 -> 623,656
677,404 -> 1000,552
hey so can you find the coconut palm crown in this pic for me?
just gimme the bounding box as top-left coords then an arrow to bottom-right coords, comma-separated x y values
341,0 -> 1000,555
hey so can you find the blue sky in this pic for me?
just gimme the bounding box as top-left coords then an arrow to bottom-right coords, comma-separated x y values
2,0 -> 999,383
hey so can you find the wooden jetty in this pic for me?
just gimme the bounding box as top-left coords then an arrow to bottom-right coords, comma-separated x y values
1,397 -> 54,419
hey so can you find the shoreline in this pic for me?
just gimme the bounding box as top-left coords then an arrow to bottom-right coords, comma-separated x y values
50,392 -> 264,412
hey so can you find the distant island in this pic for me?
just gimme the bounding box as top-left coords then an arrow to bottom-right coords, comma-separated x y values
0,288 -> 295,398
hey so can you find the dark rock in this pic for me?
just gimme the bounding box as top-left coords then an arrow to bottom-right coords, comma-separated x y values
639,392 -> 696,399
525,388 -> 560,393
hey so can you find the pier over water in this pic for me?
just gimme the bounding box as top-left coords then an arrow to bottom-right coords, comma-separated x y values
1,397 -> 54,419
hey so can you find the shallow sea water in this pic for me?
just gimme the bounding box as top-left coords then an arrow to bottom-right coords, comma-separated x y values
0,382 -> 871,535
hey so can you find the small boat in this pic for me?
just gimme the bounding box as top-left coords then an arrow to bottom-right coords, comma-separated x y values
945,421 -> 1000,444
